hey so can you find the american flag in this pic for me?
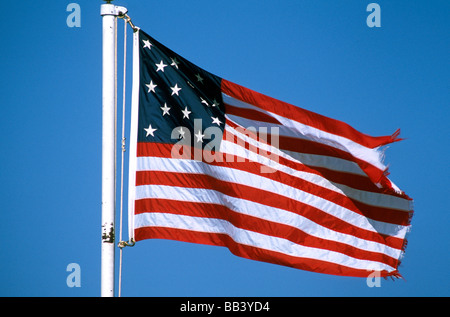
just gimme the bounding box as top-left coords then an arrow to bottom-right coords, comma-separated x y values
128,29 -> 413,278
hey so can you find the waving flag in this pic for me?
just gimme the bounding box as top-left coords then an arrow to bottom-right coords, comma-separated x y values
128,29 -> 413,278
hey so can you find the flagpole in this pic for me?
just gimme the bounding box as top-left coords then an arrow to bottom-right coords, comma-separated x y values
100,0 -> 128,297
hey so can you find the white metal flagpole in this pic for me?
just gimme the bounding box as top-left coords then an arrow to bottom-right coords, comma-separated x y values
100,0 -> 128,297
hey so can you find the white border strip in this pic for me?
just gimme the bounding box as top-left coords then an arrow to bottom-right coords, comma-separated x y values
127,29 -> 140,241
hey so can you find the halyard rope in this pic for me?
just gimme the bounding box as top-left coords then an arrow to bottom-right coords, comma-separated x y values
116,12 -> 137,298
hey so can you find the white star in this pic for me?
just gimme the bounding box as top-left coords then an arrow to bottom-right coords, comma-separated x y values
181,107 -> 191,119
195,130 -> 205,143
171,57 -> 180,69
160,103 -> 171,116
195,73 -> 204,84
143,39 -> 152,50
200,97 -> 209,107
144,124 -> 157,137
155,60 -> 168,72
212,99 -> 220,107
211,117 -> 222,126
177,127 -> 186,139
170,83 -> 182,96
146,81 -> 157,93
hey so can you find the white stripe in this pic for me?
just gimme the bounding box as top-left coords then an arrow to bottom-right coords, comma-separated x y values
221,126 -> 410,212
136,156 -> 409,238
135,184 -> 402,259
282,149 -> 366,176
223,93 -> 387,172
223,120 -> 366,176
134,212 -> 396,273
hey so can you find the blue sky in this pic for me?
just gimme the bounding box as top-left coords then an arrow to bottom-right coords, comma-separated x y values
0,1 -> 448,297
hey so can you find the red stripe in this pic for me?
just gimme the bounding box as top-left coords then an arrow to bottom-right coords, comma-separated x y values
221,79 -> 402,149
135,198 -> 399,268
223,124 -> 392,195
226,103 -> 281,125
137,158 -> 409,227
225,118 -> 404,196
134,226 -> 393,278
138,134 -> 380,196
138,141 -> 411,224
135,168 -> 406,250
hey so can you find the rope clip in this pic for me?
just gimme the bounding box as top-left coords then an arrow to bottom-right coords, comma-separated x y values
119,13 -> 138,32
118,239 -> 136,249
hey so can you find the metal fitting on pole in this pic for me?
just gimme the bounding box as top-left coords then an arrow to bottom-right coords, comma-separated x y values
101,3 -> 128,17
